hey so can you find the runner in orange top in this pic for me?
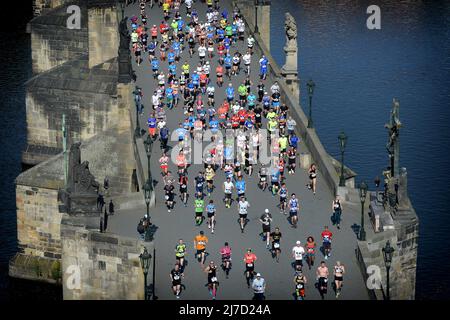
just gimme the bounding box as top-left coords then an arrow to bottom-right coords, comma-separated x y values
194,231 -> 209,265
243,248 -> 257,288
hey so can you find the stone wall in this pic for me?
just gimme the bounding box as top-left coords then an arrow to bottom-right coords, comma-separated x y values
88,4 -> 119,68
33,0 -> 75,16
25,84 -> 117,152
61,219 -> 146,300
30,3 -> 88,74
16,184 -> 63,259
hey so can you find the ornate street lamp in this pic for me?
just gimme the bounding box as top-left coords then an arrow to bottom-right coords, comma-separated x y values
134,86 -> 142,138
144,181 -> 151,219
306,79 -> 315,128
358,181 -> 368,241
338,131 -> 347,187
382,240 -> 395,300
254,0 -> 262,34
139,247 -> 151,300
143,134 -> 154,193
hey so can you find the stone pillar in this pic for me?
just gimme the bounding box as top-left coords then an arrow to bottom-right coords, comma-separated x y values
88,3 -> 119,69
398,167 -> 408,210
280,13 -> 299,102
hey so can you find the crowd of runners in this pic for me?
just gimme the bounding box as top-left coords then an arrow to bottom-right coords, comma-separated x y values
130,0 -> 346,300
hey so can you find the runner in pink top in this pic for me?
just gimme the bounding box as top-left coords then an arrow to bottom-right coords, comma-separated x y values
220,242 -> 232,278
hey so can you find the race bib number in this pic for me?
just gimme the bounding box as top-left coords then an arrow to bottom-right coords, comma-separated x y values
173,275 -> 180,280
211,277 -> 218,282
247,263 -> 253,267
274,243 -> 280,249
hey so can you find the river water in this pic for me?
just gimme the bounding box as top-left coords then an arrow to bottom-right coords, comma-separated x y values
0,0 -> 448,300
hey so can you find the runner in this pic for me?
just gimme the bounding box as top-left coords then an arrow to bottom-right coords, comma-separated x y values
178,173 -> 188,207
258,166 -> 268,191
279,182 -> 288,214
259,209 -> 272,249
252,273 -> 266,300
206,200 -> 216,234
194,192 -> 205,227
222,176 -> 234,208
321,226 -> 333,259
243,248 -> 257,288
293,267 -> 307,300
170,263 -> 184,299
292,240 -> 305,269
238,196 -> 250,233
305,236 -> 316,270
194,231 -> 208,265
220,242 -> 232,278
288,193 -> 300,228
270,227 -> 282,263
175,239 -> 187,271
204,261 -> 219,300
205,164 -> 215,196
307,163 -> 317,195
316,261 -> 329,300
164,181 -> 175,212
332,197 -> 342,229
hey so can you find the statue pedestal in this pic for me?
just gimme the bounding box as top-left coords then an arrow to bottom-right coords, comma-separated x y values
281,44 -> 299,101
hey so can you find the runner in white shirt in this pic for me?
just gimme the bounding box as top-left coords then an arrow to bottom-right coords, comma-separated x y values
238,196 -> 250,233
247,35 -> 255,54
198,45 -> 207,64
223,177 -> 234,208
243,51 -> 252,75
292,241 -> 306,269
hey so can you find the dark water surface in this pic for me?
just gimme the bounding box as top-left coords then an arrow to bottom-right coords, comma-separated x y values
0,0 -> 448,300
270,0 -> 450,299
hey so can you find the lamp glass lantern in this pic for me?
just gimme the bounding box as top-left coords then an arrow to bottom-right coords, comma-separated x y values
359,181 -> 368,203
139,247 -> 151,275
307,79 -> 315,97
144,182 -> 151,207
144,134 -> 153,157
338,131 -> 347,154
382,240 -> 394,268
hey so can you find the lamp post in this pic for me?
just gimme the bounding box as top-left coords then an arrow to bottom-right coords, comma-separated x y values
139,247 -> 151,300
254,0 -> 261,34
143,134 -> 154,194
358,181 -> 368,241
382,240 -> 394,300
306,79 -> 315,128
144,181 -> 151,218
134,87 -> 142,138
338,131 -> 347,187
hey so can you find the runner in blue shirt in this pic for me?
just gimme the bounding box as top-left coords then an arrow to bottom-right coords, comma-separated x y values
216,28 -> 225,42
247,93 -> 257,110
166,87 -> 174,109
224,54 -> 232,79
151,58 -> 160,78
235,176 -> 246,198
206,200 -> 216,233
168,51 -> 176,64
176,123 -> 187,141
226,83 -> 234,103
270,167 -> 280,196
209,117 -> 219,135
191,72 -> 200,88
244,117 -> 254,130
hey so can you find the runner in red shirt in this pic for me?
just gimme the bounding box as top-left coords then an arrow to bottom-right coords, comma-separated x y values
321,226 -> 333,259
231,114 -> 240,129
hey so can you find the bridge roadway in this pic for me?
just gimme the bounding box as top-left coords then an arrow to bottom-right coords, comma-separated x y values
110,0 -> 369,300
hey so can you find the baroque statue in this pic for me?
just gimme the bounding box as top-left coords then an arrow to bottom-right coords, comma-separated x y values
284,12 -> 297,47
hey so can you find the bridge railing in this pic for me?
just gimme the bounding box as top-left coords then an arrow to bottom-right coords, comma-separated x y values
234,0 -> 341,196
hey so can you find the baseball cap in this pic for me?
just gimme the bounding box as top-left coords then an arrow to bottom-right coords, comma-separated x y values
256,273 -> 261,277
265,209 -> 269,213
296,240 -> 301,245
